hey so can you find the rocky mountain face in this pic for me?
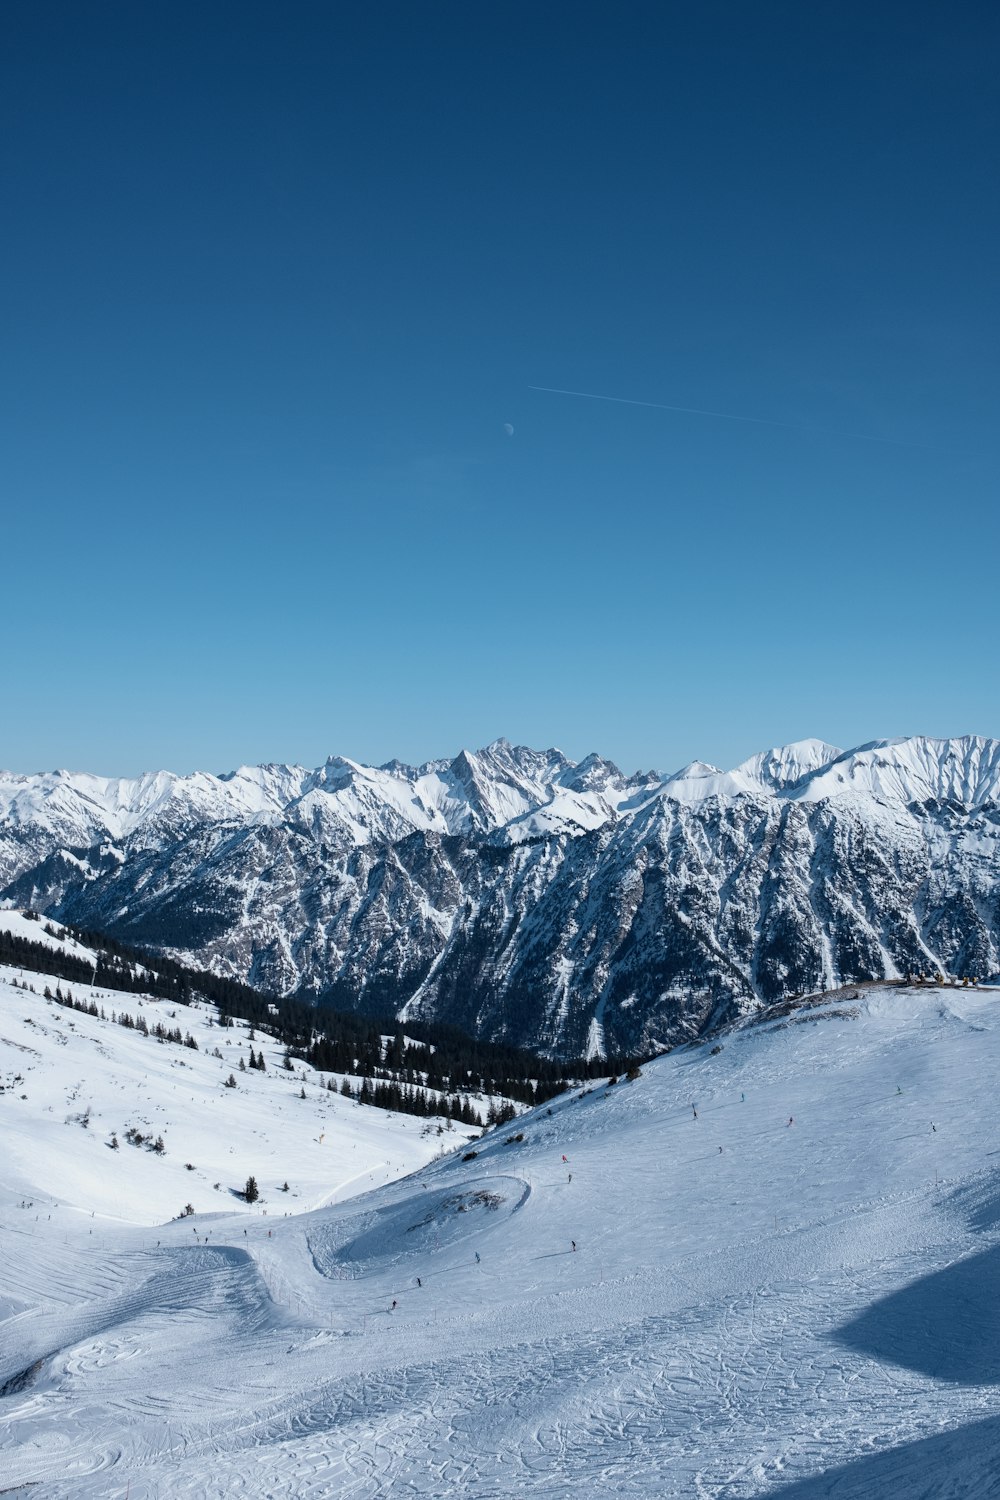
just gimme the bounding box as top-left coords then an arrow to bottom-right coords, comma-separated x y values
2,735 -> 1000,1057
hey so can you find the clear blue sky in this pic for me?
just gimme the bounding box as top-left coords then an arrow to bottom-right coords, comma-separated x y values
3,2 -> 998,776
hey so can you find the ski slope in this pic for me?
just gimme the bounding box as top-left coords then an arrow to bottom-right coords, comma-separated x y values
5,979 -> 1000,1496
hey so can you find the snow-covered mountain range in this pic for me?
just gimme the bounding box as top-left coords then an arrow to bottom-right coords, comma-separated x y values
3,734 -> 1000,1055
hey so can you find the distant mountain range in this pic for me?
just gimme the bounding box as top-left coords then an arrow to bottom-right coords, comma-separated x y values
2,735 -> 999,1056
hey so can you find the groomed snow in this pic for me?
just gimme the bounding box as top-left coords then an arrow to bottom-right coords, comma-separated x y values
5,975 -> 1000,1495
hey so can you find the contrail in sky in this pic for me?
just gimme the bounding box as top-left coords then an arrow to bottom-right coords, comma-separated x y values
527,384 -> 960,452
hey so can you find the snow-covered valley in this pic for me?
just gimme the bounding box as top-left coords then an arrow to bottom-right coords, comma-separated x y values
4,938 -> 1000,1496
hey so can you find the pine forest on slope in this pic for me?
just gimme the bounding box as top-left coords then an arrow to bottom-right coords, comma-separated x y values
0,913 -> 627,1129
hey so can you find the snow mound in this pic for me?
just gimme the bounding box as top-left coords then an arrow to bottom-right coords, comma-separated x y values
309,1175 -> 529,1276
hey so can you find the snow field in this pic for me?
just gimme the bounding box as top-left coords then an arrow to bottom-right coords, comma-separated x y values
5,983 -> 1000,1494
0,966 -> 456,1228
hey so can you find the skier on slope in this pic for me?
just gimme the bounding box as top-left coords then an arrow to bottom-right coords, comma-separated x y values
692,1105 -> 698,1120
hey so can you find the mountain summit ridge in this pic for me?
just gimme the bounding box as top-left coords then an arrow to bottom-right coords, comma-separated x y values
4,734 -> 1000,844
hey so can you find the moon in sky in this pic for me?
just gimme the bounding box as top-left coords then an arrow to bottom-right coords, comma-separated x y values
504,423 -> 514,436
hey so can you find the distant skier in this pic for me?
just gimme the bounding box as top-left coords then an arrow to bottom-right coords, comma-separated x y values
391,1299 -> 397,1310
475,1252 -> 480,1263
787,1117 -> 794,1127
416,1277 -> 422,1287
719,1146 -> 723,1154
932,1123 -> 937,1132
562,1155 -> 569,1163
571,1240 -> 577,1251
692,1105 -> 698,1120
741,1092 -> 745,1102
568,1173 -> 572,1183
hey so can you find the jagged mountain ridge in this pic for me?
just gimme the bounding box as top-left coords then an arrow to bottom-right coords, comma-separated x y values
2,735 -> 1000,1056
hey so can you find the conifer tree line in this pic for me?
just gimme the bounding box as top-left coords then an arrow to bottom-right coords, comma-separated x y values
0,921 -> 192,1003
304,1029 -> 555,1111
3,912 -> 645,1117
331,1071 -> 486,1127
39,981 -> 199,1049
32,981 -> 493,1126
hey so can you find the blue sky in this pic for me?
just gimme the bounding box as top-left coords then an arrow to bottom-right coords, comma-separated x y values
2,2 -> 998,776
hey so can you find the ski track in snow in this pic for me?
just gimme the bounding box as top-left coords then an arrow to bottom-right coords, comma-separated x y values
6,980 -> 1000,1494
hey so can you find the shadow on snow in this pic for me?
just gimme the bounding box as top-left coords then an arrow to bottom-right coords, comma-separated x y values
764,1412 -> 1000,1499
833,1244 -> 1000,1385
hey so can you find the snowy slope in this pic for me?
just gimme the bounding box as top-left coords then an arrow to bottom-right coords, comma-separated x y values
5,978 -> 1000,1496
0,908 -> 99,964
4,734 -> 1000,1056
0,966 -> 461,1230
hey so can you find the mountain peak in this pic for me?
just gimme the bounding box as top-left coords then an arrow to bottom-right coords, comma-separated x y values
737,739 -> 843,791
